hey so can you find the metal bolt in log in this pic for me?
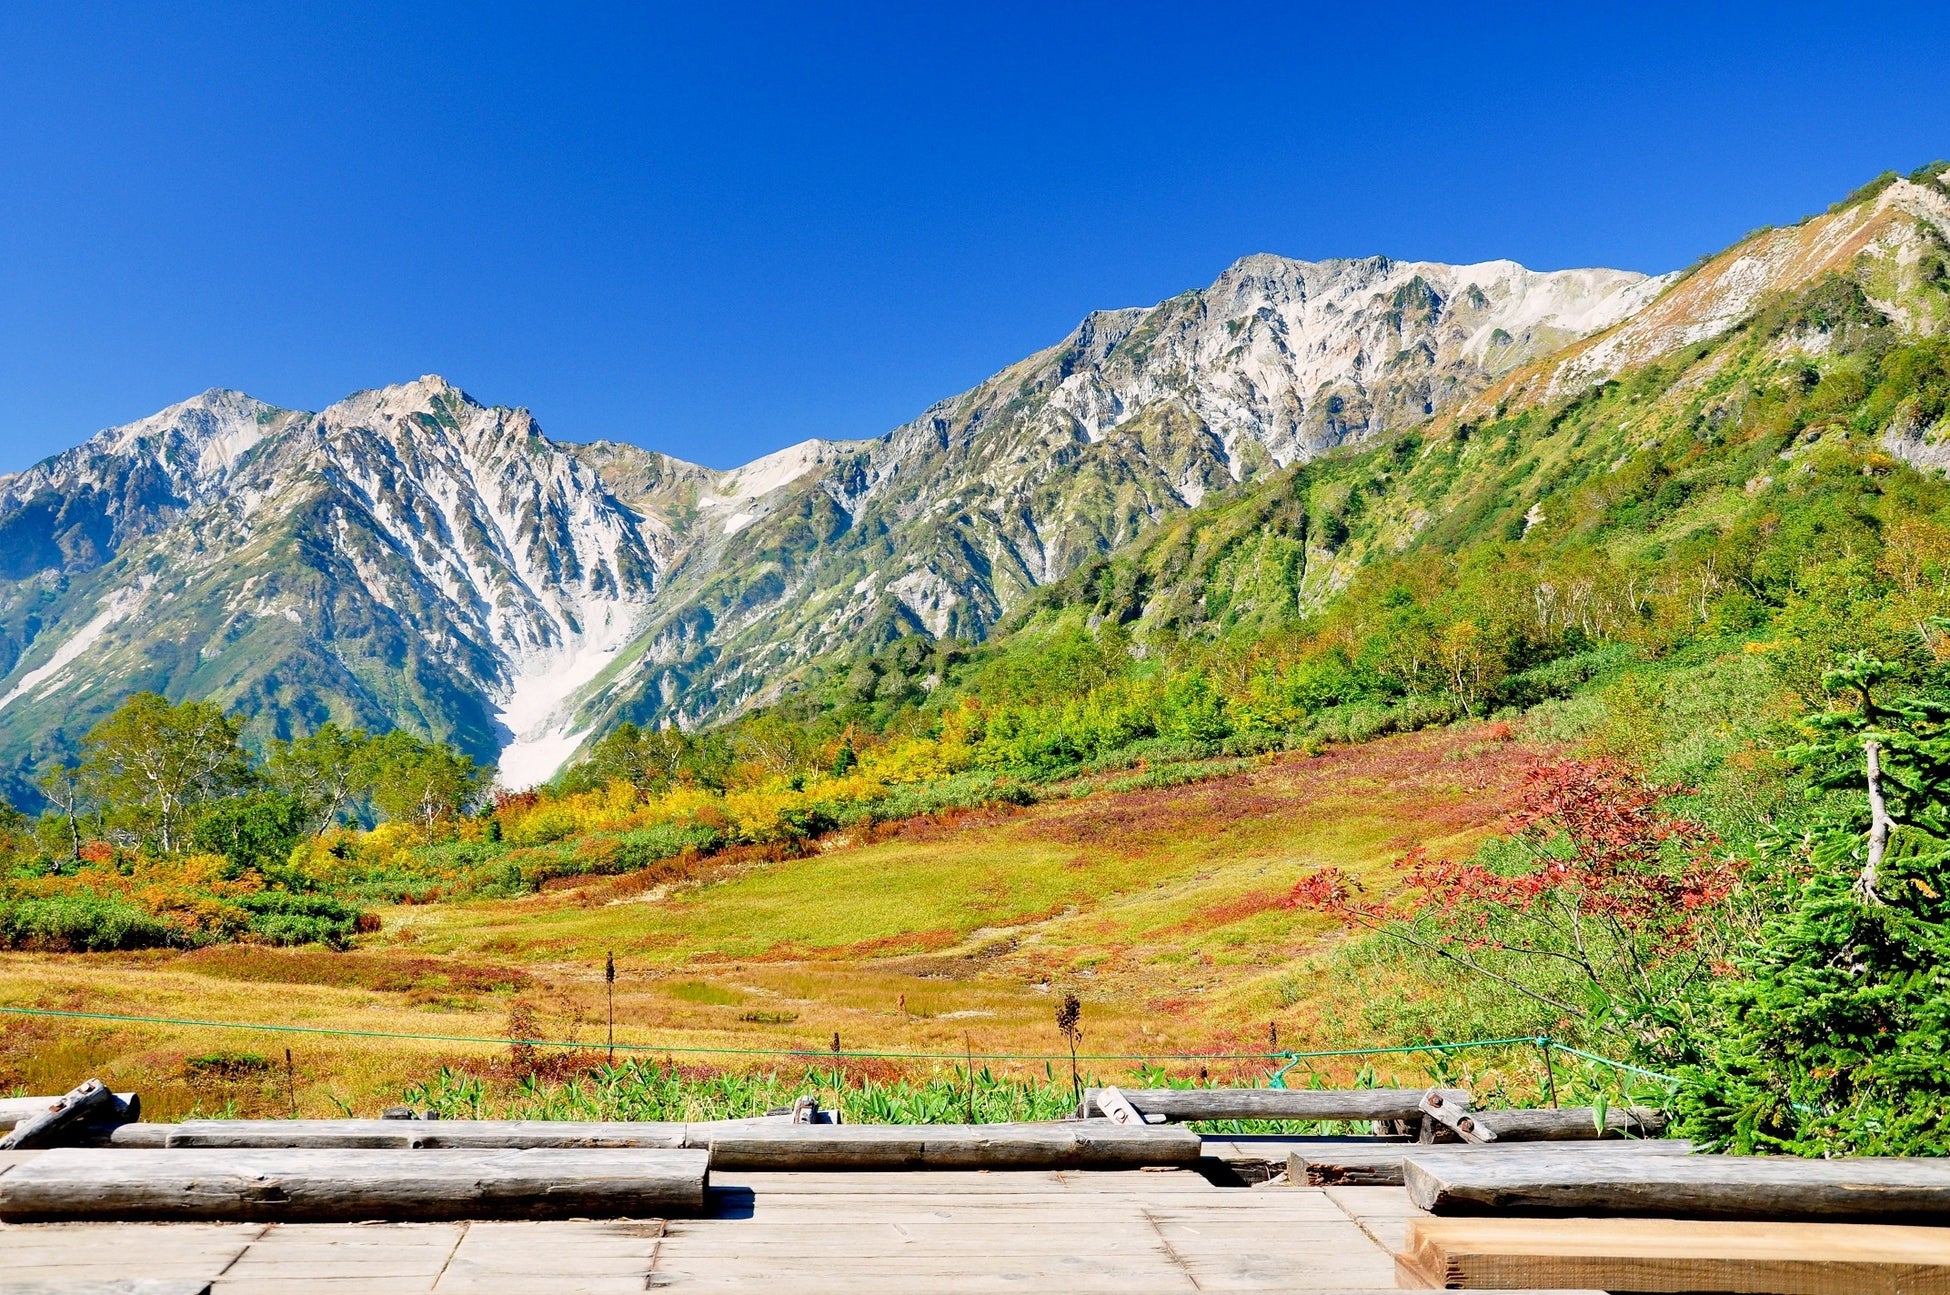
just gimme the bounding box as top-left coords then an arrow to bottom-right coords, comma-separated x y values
1420,1088 -> 1496,1143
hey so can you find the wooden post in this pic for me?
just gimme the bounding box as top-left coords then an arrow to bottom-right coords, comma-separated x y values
605,951 -> 616,1066
285,1048 -> 297,1119
830,1031 -> 843,1117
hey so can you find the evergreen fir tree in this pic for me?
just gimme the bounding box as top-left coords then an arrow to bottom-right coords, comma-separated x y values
1677,652 -> 1950,1154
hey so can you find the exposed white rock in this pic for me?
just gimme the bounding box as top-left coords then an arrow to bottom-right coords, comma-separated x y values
1536,180 -> 1950,401
887,569 -> 964,638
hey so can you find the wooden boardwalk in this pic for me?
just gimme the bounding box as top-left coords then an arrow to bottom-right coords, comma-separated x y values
0,1157 -> 1443,1293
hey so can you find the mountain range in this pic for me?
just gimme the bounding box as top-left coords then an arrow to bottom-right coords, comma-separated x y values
2,168 -> 1946,796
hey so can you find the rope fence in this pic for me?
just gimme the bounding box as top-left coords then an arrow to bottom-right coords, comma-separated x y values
0,1004 -> 1682,1085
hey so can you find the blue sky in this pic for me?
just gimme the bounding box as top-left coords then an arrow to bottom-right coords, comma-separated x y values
2,2 -> 1946,473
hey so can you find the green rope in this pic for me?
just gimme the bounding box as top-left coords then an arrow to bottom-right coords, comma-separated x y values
1542,1039 -> 1684,1086
0,1004 -> 1674,1081
0,1005 -> 1288,1062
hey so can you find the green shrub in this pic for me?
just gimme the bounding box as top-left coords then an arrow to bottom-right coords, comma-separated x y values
0,890 -> 175,951
234,890 -> 369,949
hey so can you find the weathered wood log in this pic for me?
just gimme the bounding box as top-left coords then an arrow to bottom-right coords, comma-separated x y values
425,1119 -> 693,1148
163,1119 -> 416,1149
0,1080 -> 120,1150
1467,1105 -> 1668,1141
1405,1150 -> 1950,1221
0,1090 -> 139,1132
0,1147 -> 710,1222
138,1117 -> 1198,1169
98,1122 -> 172,1148
699,1121 -> 1204,1170
1078,1086 -> 1469,1123
1399,1215 -> 1950,1294
161,1118 -> 691,1149
1294,1138 -> 1693,1187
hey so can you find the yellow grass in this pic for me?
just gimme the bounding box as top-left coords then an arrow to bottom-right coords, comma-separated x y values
1,725 -> 1542,1115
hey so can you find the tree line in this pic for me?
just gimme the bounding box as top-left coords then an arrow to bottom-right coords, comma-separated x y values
18,691 -> 487,873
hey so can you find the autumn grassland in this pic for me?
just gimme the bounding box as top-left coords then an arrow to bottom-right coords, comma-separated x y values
0,723 -> 1540,1118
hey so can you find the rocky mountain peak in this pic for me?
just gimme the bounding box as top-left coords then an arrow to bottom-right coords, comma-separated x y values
25,185 -> 1916,790
1470,176 -> 1950,420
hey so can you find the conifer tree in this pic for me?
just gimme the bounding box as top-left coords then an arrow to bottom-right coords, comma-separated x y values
1677,652 -> 1950,1154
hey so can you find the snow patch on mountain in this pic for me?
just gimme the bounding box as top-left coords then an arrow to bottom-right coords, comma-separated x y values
0,581 -> 147,713
715,438 -> 853,500
493,602 -> 642,788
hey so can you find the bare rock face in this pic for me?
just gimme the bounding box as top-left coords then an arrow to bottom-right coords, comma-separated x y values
582,253 -> 1674,740
1466,175 -> 1950,422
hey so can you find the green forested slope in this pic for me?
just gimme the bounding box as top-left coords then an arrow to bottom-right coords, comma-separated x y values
784,255 -> 1950,777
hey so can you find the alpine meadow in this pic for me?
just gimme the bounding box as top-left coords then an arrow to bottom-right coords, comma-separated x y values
5,161 -> 1950,1155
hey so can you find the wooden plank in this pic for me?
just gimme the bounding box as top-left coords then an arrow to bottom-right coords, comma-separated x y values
0,1282 -> 212,1295
1080,1086 -> 1469,1123
0,1147 -> 709,1222
435,1218 -> 663,1293
1468,1106 -> 1668,1141
0,1080 -> 119,1150
698,1121 -> 1203,1170
1398,1215 -> 1950,1294
1404,1150 -> 1950,1220
0,1091 -> 140,1131
1297,1138 -> 1693,1187
0,1221 -> 265,1286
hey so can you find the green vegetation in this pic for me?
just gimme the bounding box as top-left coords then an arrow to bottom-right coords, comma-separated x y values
396,1049 -> 1646,1133
0,697 -> 482,950
9,255 -> 1950,1152
403,1059 -> 1084,1125
1675,653 -> 1950,1154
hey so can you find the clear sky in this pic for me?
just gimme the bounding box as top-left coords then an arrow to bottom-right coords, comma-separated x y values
2,1 -> 1946,474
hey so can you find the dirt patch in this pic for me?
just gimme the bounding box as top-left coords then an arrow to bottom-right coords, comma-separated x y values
178,945 -> 530,995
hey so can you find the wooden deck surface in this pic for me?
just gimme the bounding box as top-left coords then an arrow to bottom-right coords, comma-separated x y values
0,1159 -> 1429,1292
0,1139 -> 1628,1293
